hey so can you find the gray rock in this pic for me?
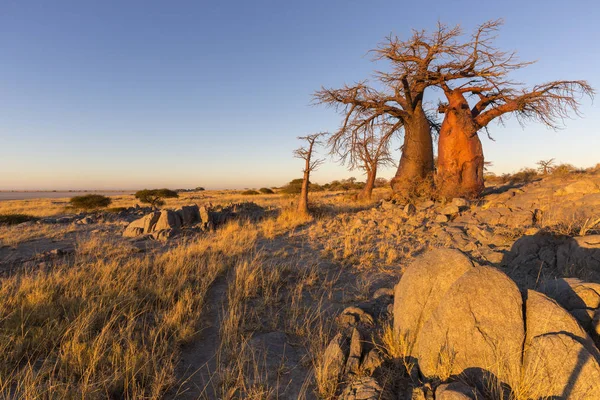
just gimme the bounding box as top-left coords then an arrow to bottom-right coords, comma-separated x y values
340,377 -> 388,400
435,382 -> 480,400
440,204 -> 460,216
346,328 -> 362,374
393,249 -> 474,359
322,333 -> 349,384
415,266 -> 524,386
451,198 -> 470,209
523,333 -> 600,399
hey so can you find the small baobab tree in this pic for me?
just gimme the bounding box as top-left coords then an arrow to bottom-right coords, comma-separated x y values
328,116 -> 397,200
536,159 -> 556,175
294,133 -> 326,214
430,20 -> 594,198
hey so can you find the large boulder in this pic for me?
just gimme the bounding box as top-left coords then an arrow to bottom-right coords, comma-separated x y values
523,333 -> 600,399
414,266 -> 524,387
154,210 -> 183,231
393,249 -> 474,356
122,205 -> 201,238
123,212 -> 160,237
176,205 -> 201,225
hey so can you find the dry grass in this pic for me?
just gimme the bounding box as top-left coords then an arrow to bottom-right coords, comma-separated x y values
0,220 -> 258,399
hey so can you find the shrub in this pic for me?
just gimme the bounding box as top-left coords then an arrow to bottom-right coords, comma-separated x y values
241,190 -> 259,195
0,214 -> 38,225
281,179 -> 305,194
507,168 -> 539,184
135,189 -> 178,208
195,187 -> 205,191
259,188 -> 274,194
552,163 -> 576,177
69,194 -> 112,210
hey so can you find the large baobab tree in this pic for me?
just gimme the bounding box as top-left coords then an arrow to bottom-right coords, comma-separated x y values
294,133 -> 325,214
315,26 -> 464,199
328,116 -> 397,200
432,20 -> 594,198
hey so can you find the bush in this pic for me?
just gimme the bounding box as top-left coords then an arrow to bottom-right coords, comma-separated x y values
259,188 -> 274,194
135,189 -> 178,208
69,194 -> 112,210
195,187 -> 205,191
506,168 -> 539,184
552,163 -> 576,177
242,190 -> 259,195
281,179 -> 305,194
0,214 -> 38,225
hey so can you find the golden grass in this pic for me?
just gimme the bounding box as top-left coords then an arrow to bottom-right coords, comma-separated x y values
0,220 -> 258,399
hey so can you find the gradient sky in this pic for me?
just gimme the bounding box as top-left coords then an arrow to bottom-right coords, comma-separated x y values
1,0 -> 599,190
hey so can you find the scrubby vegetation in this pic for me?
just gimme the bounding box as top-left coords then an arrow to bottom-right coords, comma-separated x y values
69,194 -> 112,210
0,213 -> 38,225
241,189 -> 260,195
134,189 -> 178,208
259,187 -> 274,194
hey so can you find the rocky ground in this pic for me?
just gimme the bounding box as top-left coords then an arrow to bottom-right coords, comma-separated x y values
1,174 -> 600,399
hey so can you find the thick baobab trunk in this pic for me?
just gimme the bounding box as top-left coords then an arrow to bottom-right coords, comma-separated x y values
297,169 -> 310,214
358,166 -> 377,201
436,94 -> 485,199
390,107 -> 434,198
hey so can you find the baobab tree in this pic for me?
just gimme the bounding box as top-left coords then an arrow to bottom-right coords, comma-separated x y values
294,133 -> 326,214
328,116 -> 397,200
314,26 -> 465,199
431,20 -> 594,198
536,159 -> 556,175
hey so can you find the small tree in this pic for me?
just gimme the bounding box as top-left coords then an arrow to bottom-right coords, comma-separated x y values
135,189 -> 178,208
328,117 -> 396,200
70,194 -> 112,210
294,133 -> 326,214
536,159 -> 556,175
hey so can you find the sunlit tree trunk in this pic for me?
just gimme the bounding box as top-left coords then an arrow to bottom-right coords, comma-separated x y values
297,164 -> 310,214
436,93 -> 484,199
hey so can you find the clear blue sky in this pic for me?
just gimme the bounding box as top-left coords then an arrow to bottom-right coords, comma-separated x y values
1,0 -> 599,190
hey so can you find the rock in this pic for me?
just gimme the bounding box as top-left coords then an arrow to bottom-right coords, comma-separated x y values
435,382 -> 481,400
523,333 -> 600,399
571,308 -> 596,330
340,306 -> 375,326
152,229 -> 177,241
418,200 -> 435,210
524,290 -> 598,357
451,198 -> 469,209
434,214 -> 449,223
372,287 -> 394,300
76,216 -> 94,225
154,210 -> 183,231
176,205 -> 201,225
340,377 -> 388,400
404,203 -> 417,216
393,249 -> 474,358
346,328 -> 362,374
361,349 -> 383,375
415,266 -> 524,386
554,179 -> 600,196
123,226 -> 144,238
322,333 -> 349,384
440,204 -> 460,216
539,278 -> 600,311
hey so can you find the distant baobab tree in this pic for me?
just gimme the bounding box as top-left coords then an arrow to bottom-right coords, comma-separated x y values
537,159 -> 556,175
430,20 -> 594,198
328,117 -> 396,200
294,133 -> 326,214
